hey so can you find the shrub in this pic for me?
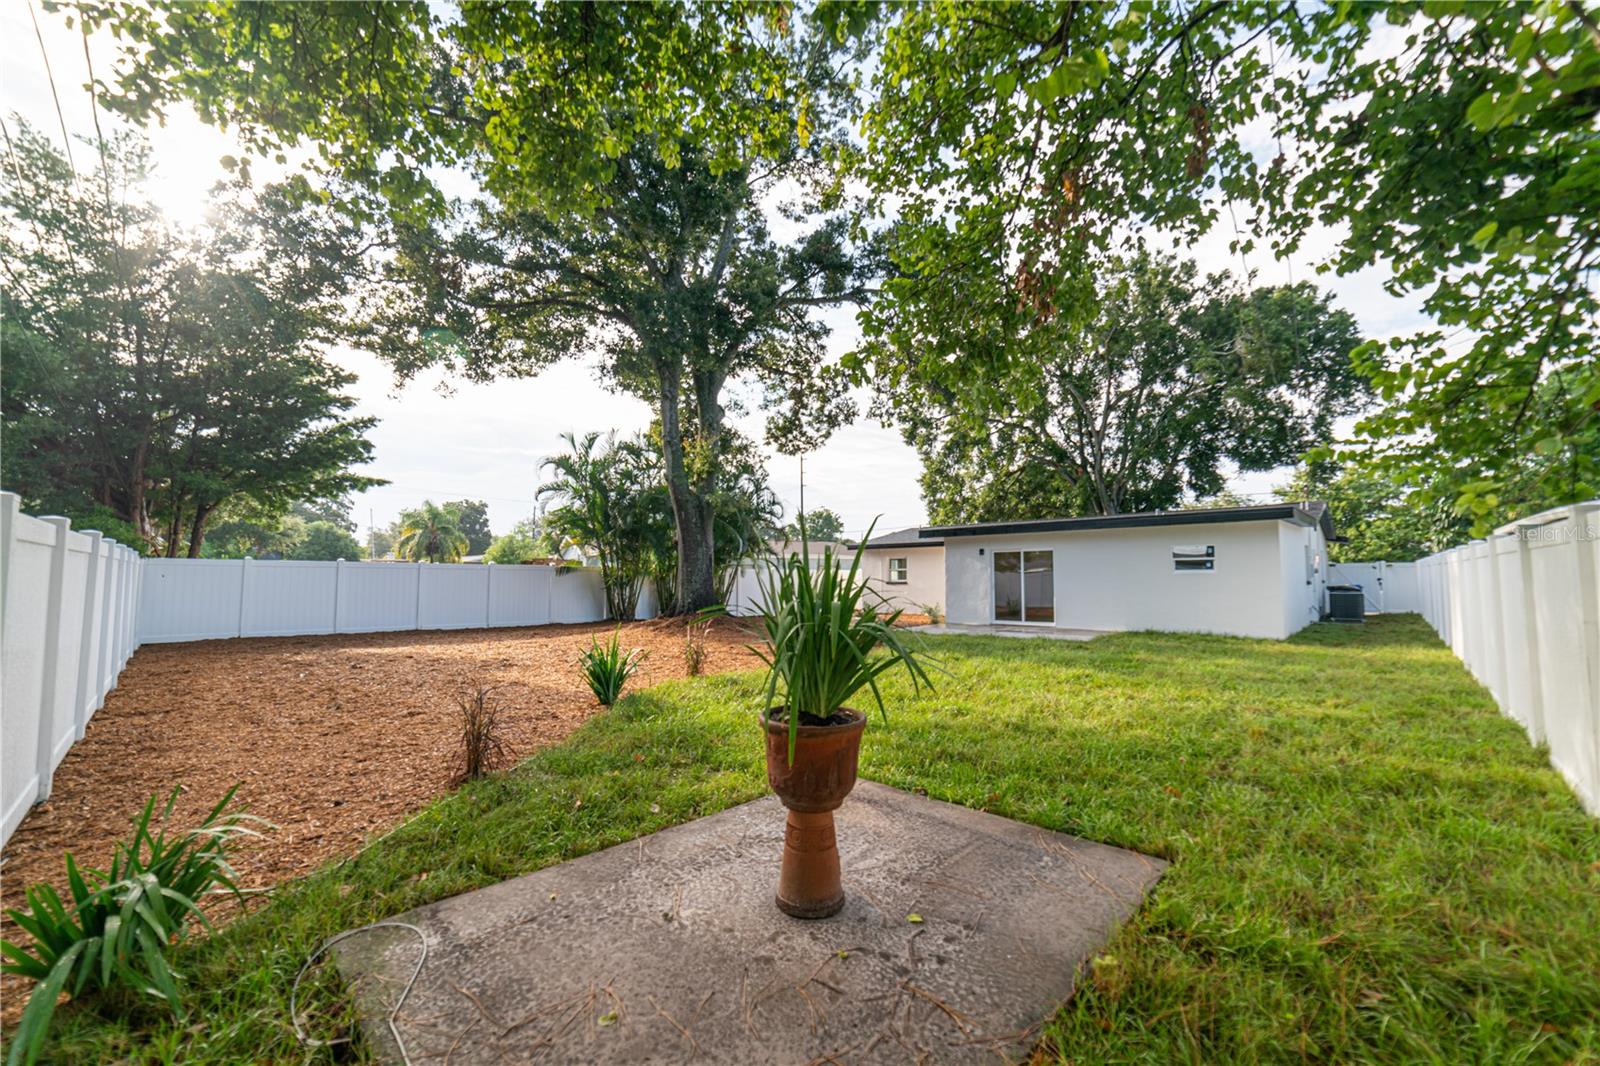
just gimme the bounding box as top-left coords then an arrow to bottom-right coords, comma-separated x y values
682,618 -> 712,676
453,683 -> 510,783
917,602 -> 945,625
1,788 -> 261,1065
578,629 -> 648,706
755,524 -> 934,762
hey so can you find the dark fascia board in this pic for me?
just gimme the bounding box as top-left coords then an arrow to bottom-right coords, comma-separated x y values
920,504 -> 1319,539
862,538 -> 944,549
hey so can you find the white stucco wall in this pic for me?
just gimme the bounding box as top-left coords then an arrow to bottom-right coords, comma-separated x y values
1277,521 -> 1329,636
944,519 -> 1315,639
858,546 -> 945,615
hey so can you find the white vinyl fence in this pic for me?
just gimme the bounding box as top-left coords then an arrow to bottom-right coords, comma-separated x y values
1413,502 -> 1600,816
135,558 -> 628,643
1,494 -> 143,845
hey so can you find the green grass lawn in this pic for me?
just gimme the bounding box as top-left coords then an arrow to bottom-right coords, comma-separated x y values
33,615 -> 1600,1063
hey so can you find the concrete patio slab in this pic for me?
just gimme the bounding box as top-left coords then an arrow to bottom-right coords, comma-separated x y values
909,623 -> 1109,641
335,782 -> 1166,1065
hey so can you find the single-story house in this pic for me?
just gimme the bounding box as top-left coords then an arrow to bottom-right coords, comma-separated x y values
851,526 -> 946,615
922,501 -> 1337,640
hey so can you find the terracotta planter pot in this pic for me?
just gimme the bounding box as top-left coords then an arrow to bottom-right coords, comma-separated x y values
763,707 -> 865,919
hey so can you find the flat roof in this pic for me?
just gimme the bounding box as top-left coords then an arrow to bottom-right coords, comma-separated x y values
921,502 -> 1333,540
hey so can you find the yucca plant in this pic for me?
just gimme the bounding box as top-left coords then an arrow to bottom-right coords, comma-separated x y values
2,787 -> 262,1065
578,628 -> 649,706
754,520 -> 934,762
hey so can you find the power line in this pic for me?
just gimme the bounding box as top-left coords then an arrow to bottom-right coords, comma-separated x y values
27,0 -> 80,195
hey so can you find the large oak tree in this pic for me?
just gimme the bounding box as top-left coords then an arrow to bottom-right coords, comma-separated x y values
76,1 -> 869,609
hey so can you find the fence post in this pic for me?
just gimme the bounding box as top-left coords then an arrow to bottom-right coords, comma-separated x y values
35,517 -> 72,802
1484,535 -> 1509,707
484,562 -> 495,628
237,557 -> 251,638
333,559 -> 345,634
0,492 -> 17,616
131,551 -> 143,651
72,530 -> 104,741
97,541 -> 118,700
1569,504 -> 1600,799
1511,522 -> 1547,745
414,562 -> 424,630
123,548 -> 137,661
114,546 -> 129,669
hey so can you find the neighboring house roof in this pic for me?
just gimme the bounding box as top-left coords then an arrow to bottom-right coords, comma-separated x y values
767,537 -> 856,556
921,501 -> 1337,541
855,526 -> 944,549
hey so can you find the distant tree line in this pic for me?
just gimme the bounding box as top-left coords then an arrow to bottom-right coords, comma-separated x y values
0,124 -> 381,555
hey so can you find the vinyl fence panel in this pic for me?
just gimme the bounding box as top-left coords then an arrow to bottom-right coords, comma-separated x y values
418,563 -> 491,630
337,562 -> 422,632
138,559 -> 246,642
487,564 -> 555,628
2,494 -> 143,845
243,559 -> 340,637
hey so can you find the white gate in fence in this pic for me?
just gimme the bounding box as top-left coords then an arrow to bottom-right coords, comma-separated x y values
1,494 -> 143,845
1327,560 -> 1421,614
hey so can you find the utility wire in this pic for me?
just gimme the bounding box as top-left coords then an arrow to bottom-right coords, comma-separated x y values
27,0 -> 80,195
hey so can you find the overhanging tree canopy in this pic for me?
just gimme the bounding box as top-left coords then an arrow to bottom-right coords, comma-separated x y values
843,1 -> 1599,531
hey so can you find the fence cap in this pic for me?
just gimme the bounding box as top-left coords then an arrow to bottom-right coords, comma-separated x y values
1493,499 -> 1600,537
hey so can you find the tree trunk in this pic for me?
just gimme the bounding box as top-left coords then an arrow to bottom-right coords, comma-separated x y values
186,504 -> 212,558
657,361 -> 718,612
164,504 -> 184,558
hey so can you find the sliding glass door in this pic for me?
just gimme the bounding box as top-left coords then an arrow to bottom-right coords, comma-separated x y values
992,550 -> 1054,623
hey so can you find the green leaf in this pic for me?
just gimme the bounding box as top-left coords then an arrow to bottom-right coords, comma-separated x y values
5,941 -> 86,1066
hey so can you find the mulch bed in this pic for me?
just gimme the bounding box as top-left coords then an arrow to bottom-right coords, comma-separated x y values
0,617 -> 764,1019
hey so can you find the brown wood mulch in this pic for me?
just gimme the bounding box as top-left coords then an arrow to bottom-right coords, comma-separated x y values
0,617 -> 765,1020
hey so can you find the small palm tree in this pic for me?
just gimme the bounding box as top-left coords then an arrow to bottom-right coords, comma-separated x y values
395,501 -> 470,563
539,431 -> 656,619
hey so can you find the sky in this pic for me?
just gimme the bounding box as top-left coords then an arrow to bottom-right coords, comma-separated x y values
2,5 -> 1434,546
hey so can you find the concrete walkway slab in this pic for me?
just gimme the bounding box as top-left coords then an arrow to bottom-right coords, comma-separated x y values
335,782 -> 1166,1064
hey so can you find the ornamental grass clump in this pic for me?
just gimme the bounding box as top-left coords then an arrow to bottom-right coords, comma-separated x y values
1,787 -> 263,1066
452,682 -> 510,783
754,521 -> 934,762
682,617 -> 712,676
578,628 -> 648,706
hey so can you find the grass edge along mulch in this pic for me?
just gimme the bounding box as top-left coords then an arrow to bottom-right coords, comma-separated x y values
17,616 -> 1600,1063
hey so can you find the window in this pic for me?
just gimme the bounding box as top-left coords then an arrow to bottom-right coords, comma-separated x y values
993,550 -> 1054,622
1173,545 -> 1215,572
887,557 -> 908,583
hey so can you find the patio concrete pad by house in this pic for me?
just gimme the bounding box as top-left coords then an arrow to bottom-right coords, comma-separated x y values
335,782 -> 1166,1065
